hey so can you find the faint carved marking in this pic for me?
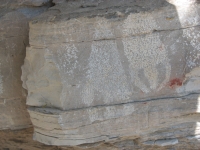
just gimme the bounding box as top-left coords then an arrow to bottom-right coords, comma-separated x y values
123,13 -> 157,36
123,14 -> 171,92
46,43 -> 78,102
83,18 -> 130,105
83,40 -> 130,105
123,14 -> 171,93
44,23 -> 79,103
93,18 -> 114,39
57,44 -> 78,75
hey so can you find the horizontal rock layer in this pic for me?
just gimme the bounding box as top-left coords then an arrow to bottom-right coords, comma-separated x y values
29,94 -> 200,146
1,127 -> 200,150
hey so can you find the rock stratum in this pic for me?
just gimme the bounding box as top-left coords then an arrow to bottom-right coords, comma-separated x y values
20,0 -> 200,148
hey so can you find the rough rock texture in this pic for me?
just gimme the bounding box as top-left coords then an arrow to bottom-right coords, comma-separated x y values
23,0 -> 200,110
1,127 -> 200,150
21,0 -> 200,148
0,0 -> 52,130
29,94 -> 200,146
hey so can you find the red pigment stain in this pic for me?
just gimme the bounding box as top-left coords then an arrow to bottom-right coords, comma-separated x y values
169,78 -> 183,88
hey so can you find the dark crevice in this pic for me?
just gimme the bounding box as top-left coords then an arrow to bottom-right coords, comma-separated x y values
49,0 -> 56,7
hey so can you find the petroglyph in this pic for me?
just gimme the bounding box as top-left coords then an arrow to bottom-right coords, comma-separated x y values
45,43 -> 78,103
82,18 -> 130,105
55,44 -> 78,75
123,14 -> 171,93
123,35 -> 171,93
123,13 -> 157,36
45,40 -> 78,104
82,40 -> 130,105
93,18 -> 114,40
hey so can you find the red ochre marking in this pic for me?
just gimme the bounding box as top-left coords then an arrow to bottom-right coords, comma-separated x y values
169,78 -> 183,88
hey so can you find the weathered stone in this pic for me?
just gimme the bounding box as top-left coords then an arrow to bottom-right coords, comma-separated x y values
0,0 -> 51,130
28,94 -> 200,146
21,0 -> 200,148
22,1 -> 200,110
1,127 -> 200,150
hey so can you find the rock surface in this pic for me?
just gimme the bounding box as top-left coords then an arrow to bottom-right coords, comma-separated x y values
21,0 -> 200,148
28,94 -> 200,146
23,0 -> 200,110
1,126 -> 200,150
0,0 -> 52,130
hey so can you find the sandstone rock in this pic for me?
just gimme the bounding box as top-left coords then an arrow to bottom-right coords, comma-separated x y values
22,1 -> 200,110
28,94 -> 200,146
21,0 -> 200,147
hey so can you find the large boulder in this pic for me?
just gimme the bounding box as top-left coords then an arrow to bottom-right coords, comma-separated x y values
22,0 -> 200,147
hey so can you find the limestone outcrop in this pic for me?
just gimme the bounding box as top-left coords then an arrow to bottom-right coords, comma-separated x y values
0,0 -> 52,130
21,0 -> 200,148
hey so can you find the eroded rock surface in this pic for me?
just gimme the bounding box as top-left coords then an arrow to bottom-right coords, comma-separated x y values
1,127 -> 200,150
0,0 -> 52,130
21,0 -> 200,148
23,0 -> 200,110
29,94 -> 200,146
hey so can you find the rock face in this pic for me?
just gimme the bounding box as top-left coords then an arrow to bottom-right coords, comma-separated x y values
21,0 -> 200,148
28,94 -> 200,146
1,127 -> 200,150
0,0 -> 51,130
